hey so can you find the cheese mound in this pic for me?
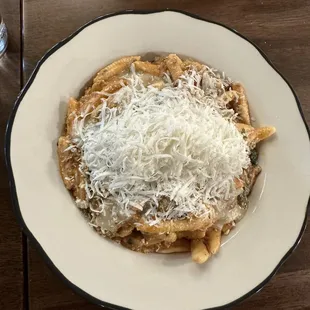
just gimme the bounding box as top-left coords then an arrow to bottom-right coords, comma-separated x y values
77,69 -> 250,226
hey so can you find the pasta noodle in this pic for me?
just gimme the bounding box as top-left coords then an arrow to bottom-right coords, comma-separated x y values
57,54 -> 276,264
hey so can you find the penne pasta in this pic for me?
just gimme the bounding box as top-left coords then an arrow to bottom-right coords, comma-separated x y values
94,56 -> 141,82
177,230 -> 206,239
66,97 -> 80,137
165,54 -> 183,81
136,216 -> 213,234
232,83 -> 251,125
248,126 -> 276,145
134,61 -> 162,76
57,136 -> 76,190
143,232 -> 177,246
73,168 -> 87,202
157,238 -> 191,254
235,123 -> 276,148
205,228 -> 221,255
182,59 -> 204,71
191,239 -> 210,264
57,136 -> 87,201
245,165 -> 262,195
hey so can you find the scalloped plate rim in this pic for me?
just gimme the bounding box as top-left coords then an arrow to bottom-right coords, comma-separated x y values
4,9 -> 310,310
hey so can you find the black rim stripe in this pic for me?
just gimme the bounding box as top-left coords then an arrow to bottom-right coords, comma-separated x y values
4,9 -> 310,310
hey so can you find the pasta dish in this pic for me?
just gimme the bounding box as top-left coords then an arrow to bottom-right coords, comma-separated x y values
57,54 -> 275,263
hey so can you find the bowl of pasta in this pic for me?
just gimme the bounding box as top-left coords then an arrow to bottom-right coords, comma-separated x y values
5,9 -> 310,310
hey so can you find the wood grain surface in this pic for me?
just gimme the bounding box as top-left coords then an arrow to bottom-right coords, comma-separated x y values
0,1 -> 23,310
5,0 -> 310,309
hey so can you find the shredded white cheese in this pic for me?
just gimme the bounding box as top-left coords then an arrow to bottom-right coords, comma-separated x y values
74,67 -> 250,227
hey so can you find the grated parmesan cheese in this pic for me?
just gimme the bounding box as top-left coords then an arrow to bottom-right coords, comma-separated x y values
73,67 -> 250,227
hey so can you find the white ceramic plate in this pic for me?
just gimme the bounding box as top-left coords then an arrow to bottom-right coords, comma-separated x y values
5,10 -> 310,310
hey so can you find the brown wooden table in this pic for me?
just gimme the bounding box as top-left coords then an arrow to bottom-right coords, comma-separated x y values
1,1 -> 310,309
